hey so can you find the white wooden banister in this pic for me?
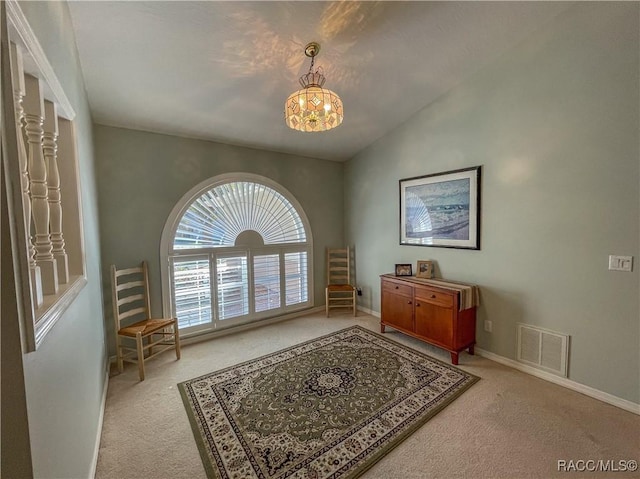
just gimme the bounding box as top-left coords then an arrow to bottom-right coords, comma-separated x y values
10,42 -> 43,306
43,100 -> 69,284
23,74 -> 58,295
6,0 -> 87,351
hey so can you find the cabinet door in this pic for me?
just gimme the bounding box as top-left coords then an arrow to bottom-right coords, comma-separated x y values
414,301 -> 453,348
381,290 -> 414,332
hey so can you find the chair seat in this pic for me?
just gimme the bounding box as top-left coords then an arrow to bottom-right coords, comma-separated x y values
112,261 -> 181,380
327,284 -> 355,292
118,318 -> 176,337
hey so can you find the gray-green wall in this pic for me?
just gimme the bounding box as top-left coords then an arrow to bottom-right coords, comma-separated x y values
94,125 -> 344,354
11,1 -> 108,478
5,2 -> 635,477
345,2 -> 639,404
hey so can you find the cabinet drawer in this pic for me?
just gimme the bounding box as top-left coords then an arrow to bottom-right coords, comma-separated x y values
415,287 -> 454,308
382,280 -> 413,297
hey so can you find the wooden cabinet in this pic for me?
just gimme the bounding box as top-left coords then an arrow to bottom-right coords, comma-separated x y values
381,280 -> 414,331
380,274 -> 477,365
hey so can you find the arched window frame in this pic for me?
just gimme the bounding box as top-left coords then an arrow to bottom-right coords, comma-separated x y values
160,173 -> 314,336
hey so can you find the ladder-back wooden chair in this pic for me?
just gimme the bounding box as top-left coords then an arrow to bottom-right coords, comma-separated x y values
110,261 -> 181,380
325,247 -> 357,317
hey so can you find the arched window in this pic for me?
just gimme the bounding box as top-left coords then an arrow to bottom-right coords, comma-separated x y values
161,173 -> 313,335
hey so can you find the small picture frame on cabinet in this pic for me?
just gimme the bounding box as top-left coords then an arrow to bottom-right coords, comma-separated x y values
416,260 -> 433,279
395,264 -> 413,276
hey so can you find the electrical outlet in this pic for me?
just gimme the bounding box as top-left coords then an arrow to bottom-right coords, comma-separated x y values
484,320 -> 493,333
357,288 -> 362,296
609,255 -> 633,272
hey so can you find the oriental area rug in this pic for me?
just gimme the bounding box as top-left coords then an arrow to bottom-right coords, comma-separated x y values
178,326 -> 479,479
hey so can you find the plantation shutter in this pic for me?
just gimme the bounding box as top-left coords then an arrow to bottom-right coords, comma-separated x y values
173,257 -> 212,329
216,255 -> 248,320
167,177 -> 311,332
253,254 -> 281,312
174,182 -> 307,249
285,252 -> 308,306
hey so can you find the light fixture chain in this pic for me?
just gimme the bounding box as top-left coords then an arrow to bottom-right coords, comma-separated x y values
308,54 -> 315,74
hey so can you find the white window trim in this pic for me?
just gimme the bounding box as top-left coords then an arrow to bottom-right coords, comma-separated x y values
160,173 -> 314,336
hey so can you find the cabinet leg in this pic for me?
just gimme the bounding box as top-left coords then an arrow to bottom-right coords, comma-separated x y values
450,352 -> 459,365
468,345 -> 475,355
380,323 -> 386,333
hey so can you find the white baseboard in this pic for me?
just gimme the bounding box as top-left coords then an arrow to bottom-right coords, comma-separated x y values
180,306 -> 326,346
357,305 -> 380,318
89,359 -> 110,478
109,306 -> 327,363
350,308 -> 639,415
475,347 -> 640,415
103,308 -> 638,416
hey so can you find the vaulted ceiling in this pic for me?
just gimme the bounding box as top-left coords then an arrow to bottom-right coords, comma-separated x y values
68,1 -> 571,161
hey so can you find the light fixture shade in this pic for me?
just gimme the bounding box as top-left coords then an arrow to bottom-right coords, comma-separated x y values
285,86 -> 343,132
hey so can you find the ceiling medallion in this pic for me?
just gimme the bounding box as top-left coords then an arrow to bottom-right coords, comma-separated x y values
284,42 -> 343,132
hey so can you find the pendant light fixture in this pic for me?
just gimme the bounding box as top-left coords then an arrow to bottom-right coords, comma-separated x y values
284,42 -> 343,132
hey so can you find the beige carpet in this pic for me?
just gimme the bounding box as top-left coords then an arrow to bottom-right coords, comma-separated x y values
96,312 -> 640,479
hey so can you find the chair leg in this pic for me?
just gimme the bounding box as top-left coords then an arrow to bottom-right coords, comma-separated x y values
325,288 -> 329,317
174,321 -> 181,360
116,335 -> 124,373
136,332 -> 145,381
353,290 -> 357,317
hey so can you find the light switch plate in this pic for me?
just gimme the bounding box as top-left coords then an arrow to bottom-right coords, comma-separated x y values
609,255 -> 633,272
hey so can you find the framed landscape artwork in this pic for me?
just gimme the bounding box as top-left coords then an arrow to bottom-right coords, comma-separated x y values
400,166 -> 481,249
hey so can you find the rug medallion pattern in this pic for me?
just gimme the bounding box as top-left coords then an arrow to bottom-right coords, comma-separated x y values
179,326 -> 478,478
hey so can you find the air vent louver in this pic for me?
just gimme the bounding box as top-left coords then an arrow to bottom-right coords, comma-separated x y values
517,324 -> 569,377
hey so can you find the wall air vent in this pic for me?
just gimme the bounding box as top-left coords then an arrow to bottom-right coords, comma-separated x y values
517,324 -> 569,377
